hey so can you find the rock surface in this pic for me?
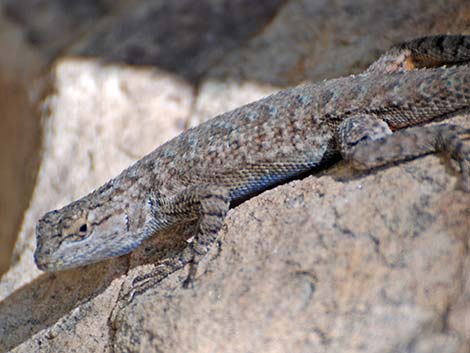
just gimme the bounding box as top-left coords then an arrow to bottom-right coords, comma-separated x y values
0,0 -> 469,352
0,7 -> 44,277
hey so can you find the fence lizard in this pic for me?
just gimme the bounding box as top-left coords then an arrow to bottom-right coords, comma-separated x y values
35,34 -> 470,294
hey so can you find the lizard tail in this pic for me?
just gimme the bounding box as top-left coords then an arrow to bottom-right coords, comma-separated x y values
367,34 -> 470,74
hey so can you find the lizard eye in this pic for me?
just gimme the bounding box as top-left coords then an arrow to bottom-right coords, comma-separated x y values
79,224 -> 88,233
63,222 -> 91,242
61,212 -> 91,241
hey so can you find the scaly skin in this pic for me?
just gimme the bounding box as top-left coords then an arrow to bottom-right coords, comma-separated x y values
35,35 -> 470,293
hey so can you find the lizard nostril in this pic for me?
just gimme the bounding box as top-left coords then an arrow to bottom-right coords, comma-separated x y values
79,224 -> 87,233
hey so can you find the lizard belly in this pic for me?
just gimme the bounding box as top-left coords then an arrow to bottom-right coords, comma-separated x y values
227,160 -> 325,203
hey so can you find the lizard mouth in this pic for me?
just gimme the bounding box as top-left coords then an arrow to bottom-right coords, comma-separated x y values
34,257 -> 71,272
33,247 -> 61,272
34,252 -> 52,271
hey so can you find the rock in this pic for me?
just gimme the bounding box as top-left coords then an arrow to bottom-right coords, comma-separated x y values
72,0 -> 285,82
0,8 -> 44,277
211,0 -> 470,85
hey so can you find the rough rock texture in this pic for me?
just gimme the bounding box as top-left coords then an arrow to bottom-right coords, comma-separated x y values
210,0 -> 470,85
0,0 -> 469,352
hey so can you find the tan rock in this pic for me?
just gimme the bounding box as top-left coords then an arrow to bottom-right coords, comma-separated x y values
0,9 -> 44,277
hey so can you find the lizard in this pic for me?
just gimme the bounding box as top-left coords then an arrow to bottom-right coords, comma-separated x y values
35,34 -> 470,295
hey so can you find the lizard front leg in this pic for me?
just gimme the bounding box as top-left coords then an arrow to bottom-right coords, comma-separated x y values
130,184 -> 230,297
338,116 -> 470,191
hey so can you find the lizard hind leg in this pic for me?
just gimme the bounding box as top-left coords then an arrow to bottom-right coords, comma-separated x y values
367,34 -> 470,74
338,115 -> 470,191
131,184 -> 230,297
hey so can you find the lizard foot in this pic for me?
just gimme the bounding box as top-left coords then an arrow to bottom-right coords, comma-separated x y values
339,116 -> 470,192
434,124 -> 470,191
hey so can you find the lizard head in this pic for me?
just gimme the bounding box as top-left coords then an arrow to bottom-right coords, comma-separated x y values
34,195 -> 149,271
